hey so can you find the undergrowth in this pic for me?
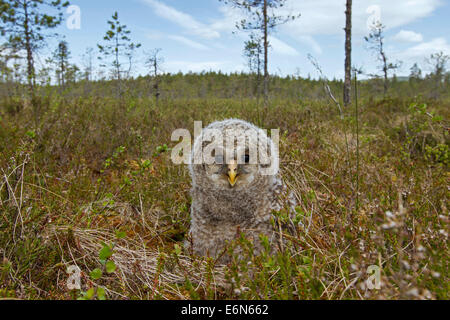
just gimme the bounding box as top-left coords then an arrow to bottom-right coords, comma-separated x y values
0,94 -> 448,300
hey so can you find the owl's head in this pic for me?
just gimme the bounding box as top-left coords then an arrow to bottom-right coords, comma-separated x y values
189,119 -> 279,191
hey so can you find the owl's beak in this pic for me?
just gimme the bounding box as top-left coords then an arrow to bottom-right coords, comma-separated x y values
227,161 -> 238,187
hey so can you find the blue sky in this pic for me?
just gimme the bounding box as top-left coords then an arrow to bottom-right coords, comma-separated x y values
49,0 -> 450,79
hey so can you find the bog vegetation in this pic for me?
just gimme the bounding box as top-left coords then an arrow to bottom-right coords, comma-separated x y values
1,74 -> 449,300
0,0 -> 449,300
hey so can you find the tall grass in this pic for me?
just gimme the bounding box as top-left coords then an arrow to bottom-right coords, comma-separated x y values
0,92 -> 448,299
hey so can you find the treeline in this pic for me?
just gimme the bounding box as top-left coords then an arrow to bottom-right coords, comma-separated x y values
1,70 -> 449,102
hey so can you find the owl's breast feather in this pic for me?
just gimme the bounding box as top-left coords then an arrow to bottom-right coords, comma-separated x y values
192,183 -> 271,226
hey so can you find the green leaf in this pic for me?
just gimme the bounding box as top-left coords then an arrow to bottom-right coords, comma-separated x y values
174,244 -> 182,256
90,268 -> 102,280
122,177 -> 132,186
106,260 -> 116,274
432,115 -> 443,122
86,287 -> 95,299
26,130 -> 36,139
99,244 -> 113,260
115,231 -> 126,239
97,287 -> 106,300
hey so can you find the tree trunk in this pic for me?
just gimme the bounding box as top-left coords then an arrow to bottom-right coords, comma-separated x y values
381,48 -> 388,97
154,59 -> 160,103
343,0 -> 352,106
263,0 -> 269,107
115,31 -> 122,98
115,33 -> 120,82
23,0 -> 34,95
60,58 -> 66,89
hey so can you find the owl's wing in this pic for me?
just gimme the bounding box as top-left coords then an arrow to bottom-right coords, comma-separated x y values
269,174 -> 302,235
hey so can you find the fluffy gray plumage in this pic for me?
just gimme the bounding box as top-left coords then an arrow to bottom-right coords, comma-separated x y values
186,119 -> 294,263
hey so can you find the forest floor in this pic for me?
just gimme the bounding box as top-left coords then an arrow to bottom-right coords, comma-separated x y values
0,94 -> 448,299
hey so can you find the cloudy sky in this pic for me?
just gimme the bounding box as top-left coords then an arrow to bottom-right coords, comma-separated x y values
53,0 -> 450,79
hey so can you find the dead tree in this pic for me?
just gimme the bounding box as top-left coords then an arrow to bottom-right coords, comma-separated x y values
365,21 -> 400,97
343,0 -> 352,106
146,48 -> 163,103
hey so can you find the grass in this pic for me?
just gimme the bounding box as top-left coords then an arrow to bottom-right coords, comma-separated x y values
0,92 -> 448,300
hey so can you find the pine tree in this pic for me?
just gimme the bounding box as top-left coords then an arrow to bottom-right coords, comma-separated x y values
243,32 -> 263,100
82,47 -> 94,82
426,51 -> 449,99
53,40 -> 70,89
220,0 -> 299,107
409,63 -> 422,80
0,0 -> 69,95
98,12 -> 141,84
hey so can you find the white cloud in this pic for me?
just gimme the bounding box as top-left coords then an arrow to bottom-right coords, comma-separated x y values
142,0 -> 220,39
393,30 -> 423,43
296,35 -> 322,55
168,35 -> 210,51
210,0 -> 441,63
210,5 -> 244,34
397,37 -> 450,61
269,36 -> 299,56
137,0 -> 445,78
278,0 -> 442,36
144,29 -> 165,41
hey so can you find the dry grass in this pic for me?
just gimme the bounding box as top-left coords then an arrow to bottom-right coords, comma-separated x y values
0,94 -> 448,300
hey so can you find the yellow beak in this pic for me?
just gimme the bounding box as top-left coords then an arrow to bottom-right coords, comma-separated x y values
227,161 -> 238,187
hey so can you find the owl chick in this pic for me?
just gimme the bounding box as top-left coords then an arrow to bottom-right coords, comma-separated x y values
187,119 -> 295,263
